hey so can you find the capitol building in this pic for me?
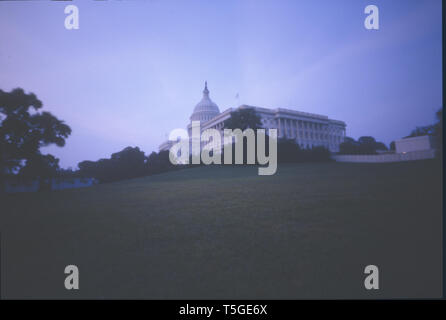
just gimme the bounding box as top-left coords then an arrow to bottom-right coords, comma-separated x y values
159,82 -> 346,153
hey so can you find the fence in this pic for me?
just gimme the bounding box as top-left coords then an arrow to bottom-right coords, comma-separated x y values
331,149 -> 436,163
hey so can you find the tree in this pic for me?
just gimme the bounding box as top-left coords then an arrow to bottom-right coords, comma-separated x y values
400,108 -> 442,155
19,154 -> 60,190
339,136 -> 387,155
78,146 -> 150,183
145,150 -> 175,175
276,140 -> 330,163
277,139 -> 301,163
389,141 -> 396,151
339,137 -> 359,154
19,154 -> 59,179
110,146 -> 146,180
407,109 -> 442,138
308,146 -> 331,162
406,108 -> 442,149
224,108 -> 262,131
77,160 -> 97,178
374,142 -> 388,151
0,88 -> 71,177
357,136 -> 379,154
222,108 -> 263,164
407,126 -> 432,138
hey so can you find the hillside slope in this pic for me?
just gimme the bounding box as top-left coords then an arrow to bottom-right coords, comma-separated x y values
1,161 -> 442,299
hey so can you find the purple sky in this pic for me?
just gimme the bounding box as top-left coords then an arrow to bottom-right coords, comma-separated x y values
0,0 -> 442,169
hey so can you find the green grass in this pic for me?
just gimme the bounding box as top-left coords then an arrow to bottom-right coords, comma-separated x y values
0,160 -> 442,299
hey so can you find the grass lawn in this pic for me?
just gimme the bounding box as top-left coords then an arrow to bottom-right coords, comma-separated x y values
0,160 -> 442,299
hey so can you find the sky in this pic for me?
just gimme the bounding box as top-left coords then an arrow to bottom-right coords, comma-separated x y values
0,0 -> 442,169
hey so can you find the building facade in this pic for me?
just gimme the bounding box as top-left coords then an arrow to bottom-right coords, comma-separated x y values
159,82 -> 346,153
394,135 -> 434,154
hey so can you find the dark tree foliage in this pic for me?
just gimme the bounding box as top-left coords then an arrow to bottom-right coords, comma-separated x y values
76,140 -> 333,184
339,136 -> 387,155
221,136 -> 331,165
357,136 -> 387,154
77,147 -> 181,183
77,160 -> 97,178
58,167 -> 78,179
19,154 -> 59,179
145,150 -> 176,175
277,139 -> 301,163
221,108 -> 263,165
408,126 -> 432,137
220,135 -> 259,165
407,109 -> 442,139
219,135 -> 331,165
308,146 -> 331,162
224,108 -> 262,131
19,154 -> 60,191
339,137 -> 359,154
277,139 -> 330,163
78,146 -> 148,183
406,108 -> 442,149
111,146 -> 147,180
389,141 -> 396,151
0,88 -> 71,178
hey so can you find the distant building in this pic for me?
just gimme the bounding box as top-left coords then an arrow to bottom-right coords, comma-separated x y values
395,135 -> 434,154
333,135 -> 437,163
159,82 -> 347,153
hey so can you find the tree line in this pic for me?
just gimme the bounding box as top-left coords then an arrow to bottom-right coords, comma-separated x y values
338,108 -> 442,155
1,88 -> 442,186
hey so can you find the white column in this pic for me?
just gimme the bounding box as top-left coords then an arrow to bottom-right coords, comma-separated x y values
292,120 -> 296,139
283,118 -> 289,138
295,120 -> 299,142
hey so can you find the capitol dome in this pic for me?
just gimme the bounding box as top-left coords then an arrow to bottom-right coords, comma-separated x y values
190,82 -> 220,122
